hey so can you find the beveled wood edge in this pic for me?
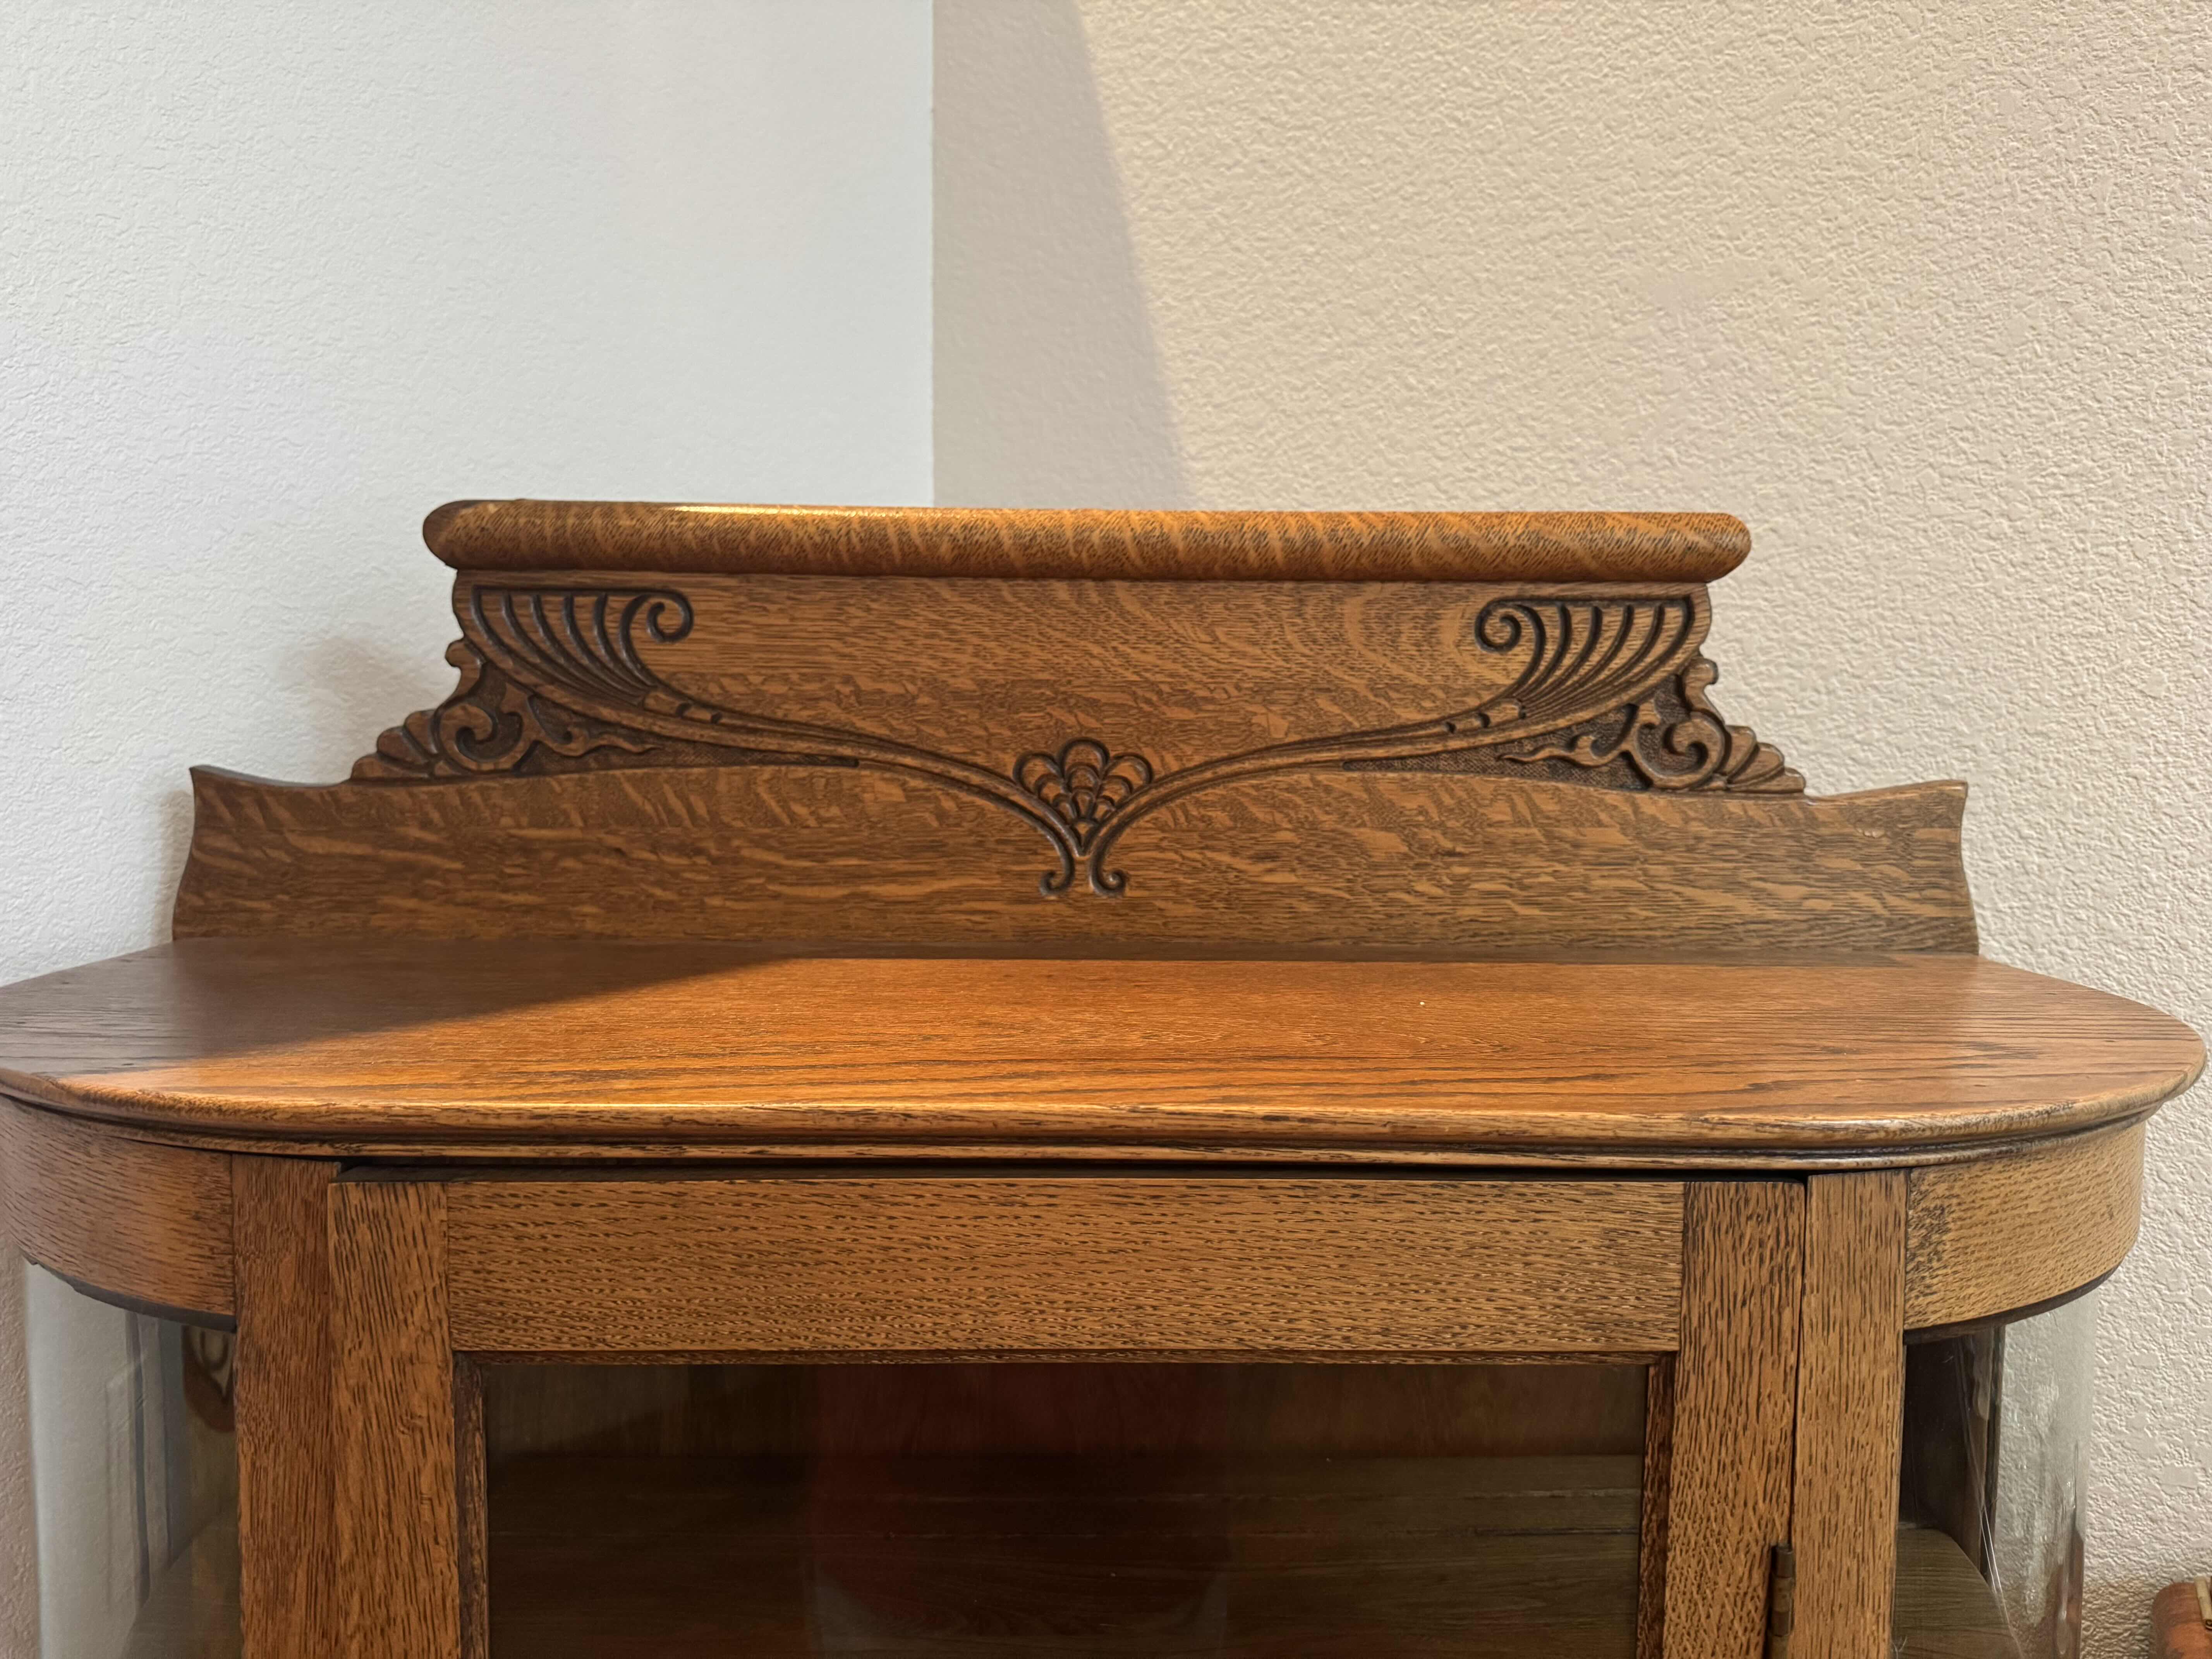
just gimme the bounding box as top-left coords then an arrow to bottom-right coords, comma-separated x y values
423,501 -> 1751,584
0,1097 -> 234,1320
1902,1118 -> 2147,1330
0,1084 -> 2187,1175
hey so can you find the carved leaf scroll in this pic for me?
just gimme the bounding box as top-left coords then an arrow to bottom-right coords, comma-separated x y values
357,589 -> 722,779
1502,657 -> 1799,792
355,581 -> 1800,895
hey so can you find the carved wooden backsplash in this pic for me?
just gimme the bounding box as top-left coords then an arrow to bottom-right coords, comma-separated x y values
172,504 -> 1974,952
349,577 -> 1799,899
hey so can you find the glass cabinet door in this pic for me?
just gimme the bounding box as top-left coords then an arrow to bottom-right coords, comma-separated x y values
481,1360 -> 1653,1658
1896,1291 -> 2099,1659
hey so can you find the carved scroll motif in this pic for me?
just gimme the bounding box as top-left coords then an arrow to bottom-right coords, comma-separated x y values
1500,657 -> 1798,792
356,582 -> 1801,895
356,590 -> 724,779
356,641 -> 654,778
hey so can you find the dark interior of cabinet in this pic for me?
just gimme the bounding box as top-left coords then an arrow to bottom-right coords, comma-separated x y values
480,1361 -> 1651,1659
1901,1328 -> 2006,1575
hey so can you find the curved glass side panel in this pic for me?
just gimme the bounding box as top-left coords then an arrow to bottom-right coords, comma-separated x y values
24,1265 -> 239,1659
1896,1290 -> 2097,1659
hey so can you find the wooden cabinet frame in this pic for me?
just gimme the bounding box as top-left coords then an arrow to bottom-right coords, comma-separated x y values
0,1103 -> 2161,1659
0,503 -> 2195,1659
41,1128 -> 2078,1659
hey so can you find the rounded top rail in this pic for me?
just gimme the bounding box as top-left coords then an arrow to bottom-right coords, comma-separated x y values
422,500 -> 1752,584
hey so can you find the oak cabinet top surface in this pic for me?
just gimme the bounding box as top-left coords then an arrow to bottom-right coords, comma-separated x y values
0,940 -> 2194,1166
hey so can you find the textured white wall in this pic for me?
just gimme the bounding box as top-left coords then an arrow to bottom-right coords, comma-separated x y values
936,2 -> 2209,1652
0,2 -> 930,1649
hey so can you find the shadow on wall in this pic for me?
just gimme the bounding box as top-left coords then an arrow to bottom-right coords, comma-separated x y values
934,0 -> 1190,508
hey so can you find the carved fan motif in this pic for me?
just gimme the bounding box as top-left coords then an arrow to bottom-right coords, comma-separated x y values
1015,741 -> 1154,852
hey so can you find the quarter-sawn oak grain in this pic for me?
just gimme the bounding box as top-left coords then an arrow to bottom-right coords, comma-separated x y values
1903,1120 -> 2146,1330
232,1157 -> 341,1659
359,574 -> 1755,788
0,1098 -> 233,1317
1793,1172 -> 1908,1659
330,1180 -> 463,1659
0,942 -> 2195,1164
423,500 -> 1752,584
442,1177 -> 1683,1354
453,1357 -> 489,1659
1637,1360 -> 1675,1659
175,769 -> 1972,955
1663,1182 -> 1803,1659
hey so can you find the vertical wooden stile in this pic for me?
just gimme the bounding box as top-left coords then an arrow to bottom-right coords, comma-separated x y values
330,1180 -> 463,1659
1662,1181 -> 1804,1657
455,1355 -> 491,1659
1792,1171 -> 1907,1658
232,1156 -> 342,1659
1638,1355 -> 1676,1659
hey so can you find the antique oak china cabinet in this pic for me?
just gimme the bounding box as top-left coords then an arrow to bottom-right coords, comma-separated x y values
0,503 -> 2198,1659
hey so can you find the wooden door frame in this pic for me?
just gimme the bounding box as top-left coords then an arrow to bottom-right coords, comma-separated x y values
225,1163 -> 1913,1659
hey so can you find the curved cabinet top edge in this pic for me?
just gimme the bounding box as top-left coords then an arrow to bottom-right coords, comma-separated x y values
422,500 -> 1751,585
0,1076 -> 2193,1176
0,945 -> 2197,1167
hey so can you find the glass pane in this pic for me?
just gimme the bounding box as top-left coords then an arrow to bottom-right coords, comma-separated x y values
484,1360 -> 1649,1657
24,1264 -> 240,1659
1896,1290 -> 2096,1659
